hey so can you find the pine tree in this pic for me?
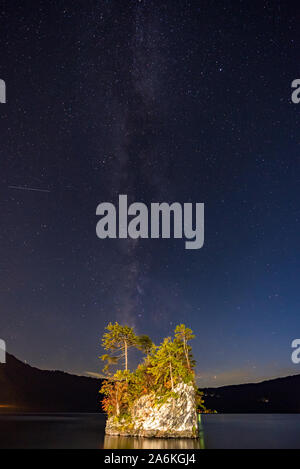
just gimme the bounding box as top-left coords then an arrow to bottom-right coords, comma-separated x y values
101,322 -> 138,372
174,324 -> 195,372
148,337 -> 188,393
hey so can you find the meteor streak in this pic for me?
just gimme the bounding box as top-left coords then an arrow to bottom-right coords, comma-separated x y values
8,185 -> 50,193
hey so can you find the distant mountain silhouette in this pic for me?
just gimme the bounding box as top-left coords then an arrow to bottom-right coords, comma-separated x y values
0,354 -> 102,412
201,374 -> 300,413
1,354 -> 300,413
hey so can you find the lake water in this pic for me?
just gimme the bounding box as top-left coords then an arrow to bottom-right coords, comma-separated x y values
0,413 -> 300,449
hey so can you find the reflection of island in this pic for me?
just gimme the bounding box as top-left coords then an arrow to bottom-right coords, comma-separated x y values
103,435 -> 203,450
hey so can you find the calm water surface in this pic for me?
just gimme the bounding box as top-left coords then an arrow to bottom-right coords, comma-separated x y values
0,413 -> 300,449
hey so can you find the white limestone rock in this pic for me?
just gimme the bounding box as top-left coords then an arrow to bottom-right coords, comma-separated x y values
105,382 -> 198,439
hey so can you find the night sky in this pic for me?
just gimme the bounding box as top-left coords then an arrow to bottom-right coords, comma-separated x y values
1,0 -> 300,387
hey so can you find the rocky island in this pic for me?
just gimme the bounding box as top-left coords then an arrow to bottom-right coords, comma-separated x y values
100,323 -> 206,438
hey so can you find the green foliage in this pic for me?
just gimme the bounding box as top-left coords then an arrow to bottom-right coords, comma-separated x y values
149,337 -> 193,390
174,324 -> 195,342
174,324 -> 195,372
99,323 -> 212,418
135,334 -> 154,356
101,322 -> 138,373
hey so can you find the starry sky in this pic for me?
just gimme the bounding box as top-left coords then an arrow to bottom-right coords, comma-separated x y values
1,0 -> 300,387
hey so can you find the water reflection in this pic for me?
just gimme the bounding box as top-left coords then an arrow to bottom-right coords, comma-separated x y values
3,413 -> 300,449
103,435 -> 203,449
198,415 -> 206,449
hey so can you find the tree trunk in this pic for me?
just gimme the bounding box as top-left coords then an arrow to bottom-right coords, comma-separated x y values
169,361 -> 174,391
124,340 -> 128,371
169,360 -> 175,411
116,383 -> 120,416
184,338 -> 191,371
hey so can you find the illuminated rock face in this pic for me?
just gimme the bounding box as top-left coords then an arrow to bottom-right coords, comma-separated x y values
105,383 -> 198,439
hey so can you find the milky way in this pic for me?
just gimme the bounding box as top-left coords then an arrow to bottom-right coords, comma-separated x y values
1,0 -> 300,386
